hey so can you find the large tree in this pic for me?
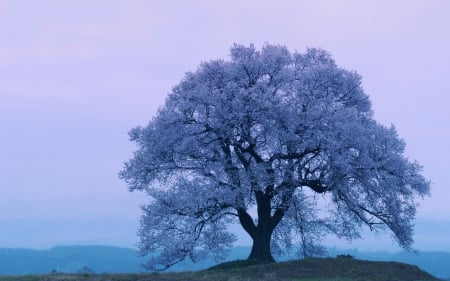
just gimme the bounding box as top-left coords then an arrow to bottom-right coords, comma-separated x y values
120,44 -> 430,270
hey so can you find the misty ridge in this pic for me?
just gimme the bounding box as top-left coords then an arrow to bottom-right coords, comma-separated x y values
1,245 -> 450,279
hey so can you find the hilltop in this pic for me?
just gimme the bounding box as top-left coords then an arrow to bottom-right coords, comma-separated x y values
0,257 -> 440,281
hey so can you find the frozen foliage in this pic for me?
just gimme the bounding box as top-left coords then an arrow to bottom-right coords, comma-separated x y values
120,44 -> 430,270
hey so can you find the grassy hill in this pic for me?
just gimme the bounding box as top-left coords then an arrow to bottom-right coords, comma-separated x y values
0,257 -> 440,281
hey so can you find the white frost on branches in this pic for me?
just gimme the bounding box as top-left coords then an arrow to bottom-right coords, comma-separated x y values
120,44 -> 430,270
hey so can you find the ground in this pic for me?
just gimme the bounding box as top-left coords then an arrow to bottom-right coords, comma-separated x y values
0,257 -> 441,281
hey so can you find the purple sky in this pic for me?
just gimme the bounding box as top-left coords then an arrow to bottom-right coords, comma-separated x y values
1,0 -> 449,251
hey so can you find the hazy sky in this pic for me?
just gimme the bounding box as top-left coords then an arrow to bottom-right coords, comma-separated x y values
1,0 -> 449,251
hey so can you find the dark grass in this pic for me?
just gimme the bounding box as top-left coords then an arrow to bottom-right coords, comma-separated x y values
0,257 -> 441,281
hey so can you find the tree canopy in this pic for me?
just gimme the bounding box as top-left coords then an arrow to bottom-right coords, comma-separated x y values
120,44 -> 430,270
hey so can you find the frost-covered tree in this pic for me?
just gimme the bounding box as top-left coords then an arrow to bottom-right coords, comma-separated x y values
120,44 -> 430,270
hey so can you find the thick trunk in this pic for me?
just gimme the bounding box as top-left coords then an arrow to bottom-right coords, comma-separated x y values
238,191 -> 283,262
247,225 -> 275,262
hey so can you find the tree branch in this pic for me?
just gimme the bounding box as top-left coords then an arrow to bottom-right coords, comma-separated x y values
237,208 -> 256,239
302,179 -> 328,193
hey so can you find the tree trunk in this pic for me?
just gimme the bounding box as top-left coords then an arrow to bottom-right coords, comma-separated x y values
238,191 -> 281,262
247,224 -> 275,262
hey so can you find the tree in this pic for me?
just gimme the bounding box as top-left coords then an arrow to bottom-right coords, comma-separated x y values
119,44 -> 430,270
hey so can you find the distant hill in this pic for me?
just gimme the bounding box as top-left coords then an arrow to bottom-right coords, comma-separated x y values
0,245 -> 143,274
0,245 -> 449,279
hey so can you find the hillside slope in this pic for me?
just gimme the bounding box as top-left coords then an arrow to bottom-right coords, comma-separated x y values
0,258 -> 440,281
1,245 -> 450,278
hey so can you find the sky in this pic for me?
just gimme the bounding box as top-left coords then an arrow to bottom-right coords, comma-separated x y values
0,0 -> 449,252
